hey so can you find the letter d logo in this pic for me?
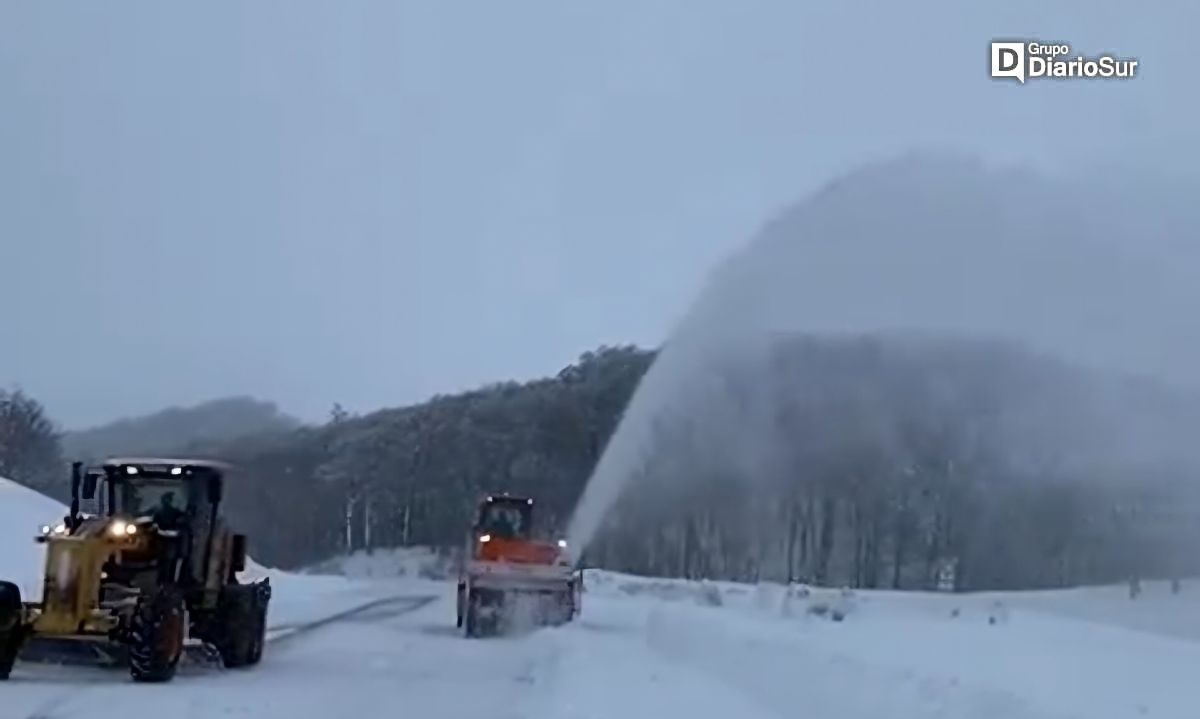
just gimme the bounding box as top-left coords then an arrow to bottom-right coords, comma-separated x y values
991,42 -> 1025,83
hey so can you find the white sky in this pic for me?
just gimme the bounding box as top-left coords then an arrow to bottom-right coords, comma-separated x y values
0,0 -> 1191,428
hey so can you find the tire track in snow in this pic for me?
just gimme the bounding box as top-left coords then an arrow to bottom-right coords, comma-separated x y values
17,594 -> 437,719
265,594 -> 436,646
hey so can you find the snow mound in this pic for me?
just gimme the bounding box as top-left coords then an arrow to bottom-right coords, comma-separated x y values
237,555 -> 280,583
639,582 -> 1200,719
0,477 -> 66,601
580,572 -> 1200,719
583,569 -> 858,617
584,569 -> 751,609
303,546 -> 456,580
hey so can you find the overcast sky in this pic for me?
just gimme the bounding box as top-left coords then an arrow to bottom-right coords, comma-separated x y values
0,1 -> 1192,428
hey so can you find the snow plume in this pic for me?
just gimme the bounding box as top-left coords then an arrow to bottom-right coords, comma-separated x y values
567,152 -> 1200,585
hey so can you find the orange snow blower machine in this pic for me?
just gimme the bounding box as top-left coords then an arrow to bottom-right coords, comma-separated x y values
456,494 -> 581,637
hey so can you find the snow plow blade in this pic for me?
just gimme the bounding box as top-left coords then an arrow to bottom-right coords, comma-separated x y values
17,635 -> 221,670
458,562 -> 581,638
467,560 -> 577,591
18,636 -> 124,668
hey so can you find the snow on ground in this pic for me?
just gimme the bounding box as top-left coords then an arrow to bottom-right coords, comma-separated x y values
5,566 -> 1200,718
302,545 -> 456,581
582,570 -> 1200,718
5,481 -> 1200,718
1,476 -> 69,601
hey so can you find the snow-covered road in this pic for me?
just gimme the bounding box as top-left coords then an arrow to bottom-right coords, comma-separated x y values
7,575 -> 1200,719
2,579 -> 764,719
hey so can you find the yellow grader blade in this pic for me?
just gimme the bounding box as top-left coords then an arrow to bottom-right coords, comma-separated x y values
29,535 -> 118,636
1,530 -> 124,677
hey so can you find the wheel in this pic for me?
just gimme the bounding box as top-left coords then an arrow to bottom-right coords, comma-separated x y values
456,583 -> 465,628
465,589 -> 501,638
0,632 -> 18,680
464,590 -> 492,638
464,591 -> 479,637
246,598 -> 267,666
0,581 -> 23,680
128,587 -> 186,683
551,585 -> 577,626
214,584 -> 267,669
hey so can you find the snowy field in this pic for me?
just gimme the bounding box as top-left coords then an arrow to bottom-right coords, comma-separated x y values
4,476 -> 1200,718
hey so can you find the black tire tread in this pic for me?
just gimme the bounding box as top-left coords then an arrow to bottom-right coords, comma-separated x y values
0,581 -> 24,680
0,626 -> 20,681
215,584 -> 267,669
128,587 -> 185,683
464,589 -> 500,638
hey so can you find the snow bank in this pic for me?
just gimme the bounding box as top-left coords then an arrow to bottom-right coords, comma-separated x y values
303,546 -> 456,581
631,584 -> 1200,718
584,569 -> 1200,634
0,477 -> 66,601
583,570 -> 858,618
577,570 -> 1200,718
584,569 -> 750,604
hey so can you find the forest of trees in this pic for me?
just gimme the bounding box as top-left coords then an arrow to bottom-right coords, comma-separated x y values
0,389 -> 63,497
4,335 -> 1199,592
62,396 -> 300,462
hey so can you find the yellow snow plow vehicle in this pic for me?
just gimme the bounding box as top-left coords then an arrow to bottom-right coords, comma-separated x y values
0,458 -> 270,682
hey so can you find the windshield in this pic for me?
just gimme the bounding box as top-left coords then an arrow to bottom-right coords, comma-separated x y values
480,504 -> 528,539
116,480 -> 186,518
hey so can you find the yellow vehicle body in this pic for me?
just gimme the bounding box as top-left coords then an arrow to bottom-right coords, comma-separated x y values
2,458 -> 271,683
23,520 -> 129,638
21,518 -> 151,643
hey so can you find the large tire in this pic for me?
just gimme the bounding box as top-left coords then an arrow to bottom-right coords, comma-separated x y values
245,593 -> 267,667
0,581 -> 23,680
215,585 -> 268,669
464,590 -> 481,637
555,589 -> 575,626
464,589 -> 500,638
128,588 -> 186,683
246,616 -> 265,666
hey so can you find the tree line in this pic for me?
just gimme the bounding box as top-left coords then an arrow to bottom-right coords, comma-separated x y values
4,336 -> 1198,591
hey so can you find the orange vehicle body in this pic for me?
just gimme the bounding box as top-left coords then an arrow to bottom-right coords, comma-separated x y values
456,495 -> 581,637
475,536 -> 559,565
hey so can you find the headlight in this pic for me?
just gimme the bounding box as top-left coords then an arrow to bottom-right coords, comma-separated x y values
52,523 -> 68,535
40,525 -> 51,536
479,534 -> 492,543
108,520 -> 138,537
557,539 -> 568,549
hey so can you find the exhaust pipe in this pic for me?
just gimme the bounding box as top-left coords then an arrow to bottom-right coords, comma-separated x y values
69,461 -> 82,528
